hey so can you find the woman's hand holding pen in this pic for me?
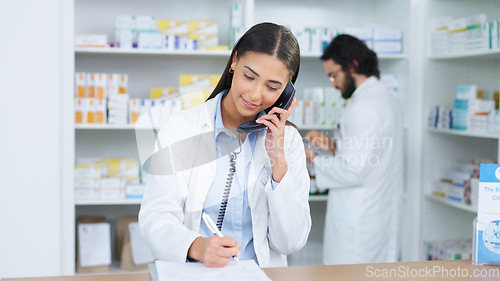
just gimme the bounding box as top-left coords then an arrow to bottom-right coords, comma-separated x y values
188,236 -> 241,267
256,98 -> 297,183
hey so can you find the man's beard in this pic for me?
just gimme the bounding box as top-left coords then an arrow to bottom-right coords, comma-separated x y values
341,73 -> 356,100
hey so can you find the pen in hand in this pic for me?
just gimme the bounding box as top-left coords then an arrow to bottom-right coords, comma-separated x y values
202,212 -> 240,263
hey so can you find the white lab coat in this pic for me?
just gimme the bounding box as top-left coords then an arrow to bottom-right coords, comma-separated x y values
314,77 -> 404,265
139,96 -> 311,268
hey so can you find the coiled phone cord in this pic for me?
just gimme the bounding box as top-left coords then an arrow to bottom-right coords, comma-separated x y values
216,133 -> 243,231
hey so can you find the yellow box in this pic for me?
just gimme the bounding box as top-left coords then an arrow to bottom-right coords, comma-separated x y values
76,72 -> 86,98
76,158 -> 109,177
107,73 -> 119,96
75,98 -> 84,124
157,19 -> 188,34
94,73 -> 107,99
188,33 -> 218,48
118,74 -> 128,94
204,45 -> 229,51
95,98 -> 107,124
188,20 -> 218,34
129,98 -> 140,124
108,158 -> 140,184
150,87 -> 178,99
179,74 -> 220,109
86,73 -> 95,98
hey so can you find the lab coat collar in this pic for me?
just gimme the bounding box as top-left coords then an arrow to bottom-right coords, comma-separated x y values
351,76 -> 378,101
188,96 -> 218,217
199,94 -> 219,131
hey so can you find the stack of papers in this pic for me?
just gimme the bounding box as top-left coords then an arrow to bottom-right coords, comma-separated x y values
149,260 -> 272,281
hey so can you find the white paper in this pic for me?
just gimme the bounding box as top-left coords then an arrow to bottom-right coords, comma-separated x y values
78,223 -> 112,267
128,222 -> 156,265
152,260 -> 271,281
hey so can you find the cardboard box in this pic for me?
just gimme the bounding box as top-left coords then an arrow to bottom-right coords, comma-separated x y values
95,98 -> 107,124
100,186 -> 125,199
116,15 -> 136,29
86,73 -> 95,98
115,216 -> 138,260
120,222 -> 148,270
157,20 -> 188,33
126,184 -> 146,199
118,74 -> 128,94
75,98 -> 84,124
94,73 -> 107,99
74,188 -> 99,200
75,167 -> 100,179
107,73 -> 119,96
136,15 -> 157,30
115,29 -> 136,49
129,98 -> 140,124
75,34 -> 107,48
138,30 -> 162,49
76,72 -> 86,98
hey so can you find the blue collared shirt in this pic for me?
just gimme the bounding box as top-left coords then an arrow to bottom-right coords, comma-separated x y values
198,91 -> 279,264
199,90 -> 257,263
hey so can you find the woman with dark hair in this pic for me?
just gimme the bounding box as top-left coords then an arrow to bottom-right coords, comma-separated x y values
139,22 -> 311,268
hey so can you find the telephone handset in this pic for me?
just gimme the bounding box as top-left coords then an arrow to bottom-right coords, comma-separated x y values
236,81 -> 296,134
214,82 -> 295,231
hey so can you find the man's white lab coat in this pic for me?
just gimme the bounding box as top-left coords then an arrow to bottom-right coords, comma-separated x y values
139,96 -> 311,267
314,77 -> 404,265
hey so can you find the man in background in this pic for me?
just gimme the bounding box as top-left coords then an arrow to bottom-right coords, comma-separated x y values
305,34 -> 404,265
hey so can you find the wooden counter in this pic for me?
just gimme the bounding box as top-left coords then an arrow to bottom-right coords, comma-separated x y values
2,260 -> 499,281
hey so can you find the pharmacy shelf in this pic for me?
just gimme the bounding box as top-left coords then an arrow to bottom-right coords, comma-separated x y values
298,125 -> 336,130
301,52 -> 407,59
425,193 -> 477,213
75,199 -> 143,206
428,49 -> 500,60
427,128 -> 500,139
76,124 -> 337,131
75,196 -> 326,205
107,261 -> 149,275
75,124 -> 157,130
75,47 -> 231,57
308,195 -> 328,202
76,124 -> 134,130
76,260 -> 149,275
76,47 -> 407,60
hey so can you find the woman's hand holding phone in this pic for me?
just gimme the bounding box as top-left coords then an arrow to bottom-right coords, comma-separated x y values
256,98 -> 297,183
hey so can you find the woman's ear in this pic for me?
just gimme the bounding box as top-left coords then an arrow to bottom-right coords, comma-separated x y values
231,51 -> 238,69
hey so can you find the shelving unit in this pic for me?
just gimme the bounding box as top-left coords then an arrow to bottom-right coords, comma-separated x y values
420,0 -> 500,261
427,128 -> 500,139
424,193 -> 477,213
76,47 -> 407,60
76,124 -> 138,130
428,49 -> 500,60
75,194 -> 328,206
66,0 -> 413,275
75,47 -> 232,56
75,199 -> 143,206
